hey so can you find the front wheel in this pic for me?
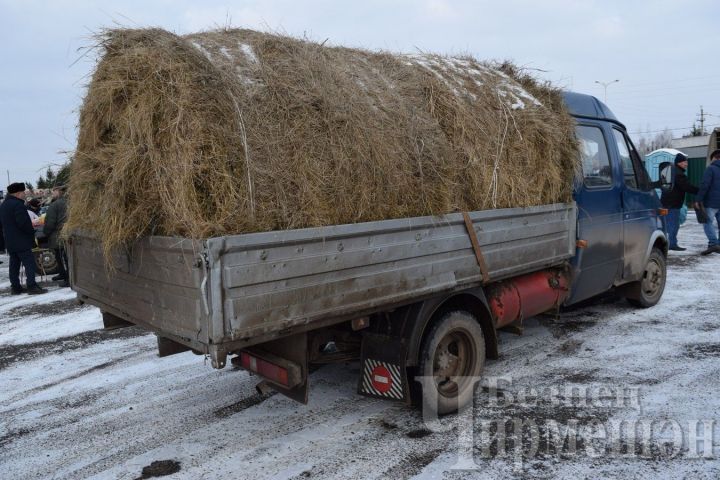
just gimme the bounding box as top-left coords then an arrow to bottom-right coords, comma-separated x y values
623,248 -> 666,308
417,310 -> 485,414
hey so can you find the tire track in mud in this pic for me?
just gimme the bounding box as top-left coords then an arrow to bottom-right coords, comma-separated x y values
381,448 -> 444,479
0,428 -> 32,449
213,390 -> 277,418
1,337 -> 279,480
275,408 -> 451,480
0,348 -> 147,451
62,385 -> 378,479
5,353 -> 139,405
0,326 -> 151,370
3,298 -> 87,318
0,341 -> 159,452
0,299 -> 89,332
55,368 -> 396,479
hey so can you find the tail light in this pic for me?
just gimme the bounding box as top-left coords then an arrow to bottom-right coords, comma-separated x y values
237,350 -> 302,388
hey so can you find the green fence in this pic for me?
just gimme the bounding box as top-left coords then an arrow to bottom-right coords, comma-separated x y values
685,157 -> 707,204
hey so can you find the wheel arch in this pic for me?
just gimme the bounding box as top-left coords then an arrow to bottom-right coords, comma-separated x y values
648,230 -> 668,259
403,288 -> 498,367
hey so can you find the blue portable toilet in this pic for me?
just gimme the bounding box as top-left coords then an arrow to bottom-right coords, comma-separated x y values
644,148 -> 685,183
645,148 -> 687,223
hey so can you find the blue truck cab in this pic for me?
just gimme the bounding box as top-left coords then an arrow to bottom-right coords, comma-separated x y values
563,92 -> 668,307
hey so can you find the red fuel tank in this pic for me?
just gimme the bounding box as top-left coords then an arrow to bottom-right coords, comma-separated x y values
487,269 -> 570,328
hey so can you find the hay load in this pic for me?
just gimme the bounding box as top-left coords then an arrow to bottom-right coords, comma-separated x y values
68,28 -> 579,259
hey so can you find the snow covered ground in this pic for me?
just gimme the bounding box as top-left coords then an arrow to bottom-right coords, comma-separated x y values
1,218 -> 719,479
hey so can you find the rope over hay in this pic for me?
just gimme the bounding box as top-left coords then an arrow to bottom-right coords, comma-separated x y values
67,28 -> 579,262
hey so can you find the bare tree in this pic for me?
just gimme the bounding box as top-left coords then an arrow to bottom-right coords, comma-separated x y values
633,126 -> 673,156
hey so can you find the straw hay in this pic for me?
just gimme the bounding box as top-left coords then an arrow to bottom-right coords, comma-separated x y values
68,28 -> 579,260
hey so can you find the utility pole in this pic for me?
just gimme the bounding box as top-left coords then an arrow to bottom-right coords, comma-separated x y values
696,106 -> 708,135
594,79 -> 620,103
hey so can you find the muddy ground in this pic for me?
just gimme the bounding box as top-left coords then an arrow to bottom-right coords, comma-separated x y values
1,219 -> 719,479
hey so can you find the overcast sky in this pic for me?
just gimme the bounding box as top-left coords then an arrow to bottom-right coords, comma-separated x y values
1,0 -> 718,185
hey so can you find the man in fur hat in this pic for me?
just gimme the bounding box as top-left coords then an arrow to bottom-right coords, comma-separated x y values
0,183 -> 47,294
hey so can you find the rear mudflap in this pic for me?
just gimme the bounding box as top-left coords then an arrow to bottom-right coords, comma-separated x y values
358,332 -> 409,403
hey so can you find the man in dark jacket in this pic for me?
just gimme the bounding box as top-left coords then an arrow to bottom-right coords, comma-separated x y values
0,183 -> 46,294
43,185 -> 69,286
0,213 -> 5,264
695,149 -> 720,255
661,152 -> 699,251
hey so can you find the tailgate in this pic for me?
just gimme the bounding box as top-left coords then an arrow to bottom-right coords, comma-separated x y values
68,233 -> 210,350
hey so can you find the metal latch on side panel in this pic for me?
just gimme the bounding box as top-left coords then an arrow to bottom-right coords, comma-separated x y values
358,332 -> 409,402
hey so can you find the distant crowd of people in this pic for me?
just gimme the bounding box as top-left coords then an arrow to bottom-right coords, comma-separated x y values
0,182 -> 68,295
661,149 -> 720,255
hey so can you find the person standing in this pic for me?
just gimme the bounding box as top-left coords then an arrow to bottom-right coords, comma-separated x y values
43,185 -> 69,286
695,149 -> 720,255
661,152 -> 699,251
27,198 -> 41,226
0,183 -> 47,294
0,213 -> 5,264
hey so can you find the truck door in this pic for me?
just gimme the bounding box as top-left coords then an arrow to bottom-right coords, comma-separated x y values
610,128 -> 659,280
568,123 -> 624,304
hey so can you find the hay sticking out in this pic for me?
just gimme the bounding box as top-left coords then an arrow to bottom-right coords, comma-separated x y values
68,28 -> 579,261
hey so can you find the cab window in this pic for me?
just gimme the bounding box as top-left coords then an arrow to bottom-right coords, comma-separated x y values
613,129 -> 650,190
576,125 -> 612,188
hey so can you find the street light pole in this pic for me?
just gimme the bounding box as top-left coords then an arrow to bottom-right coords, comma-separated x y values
594,79 -> 620,103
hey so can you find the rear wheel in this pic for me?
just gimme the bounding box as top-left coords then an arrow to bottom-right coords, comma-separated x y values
624,248 -> 666,308
417,310 -> 485,414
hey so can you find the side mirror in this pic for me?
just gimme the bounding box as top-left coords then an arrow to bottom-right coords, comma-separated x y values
658,161 -> 674,192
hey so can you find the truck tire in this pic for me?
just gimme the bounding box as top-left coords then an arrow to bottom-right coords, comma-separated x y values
623,248 -> 666,308
417,310 -> 485,414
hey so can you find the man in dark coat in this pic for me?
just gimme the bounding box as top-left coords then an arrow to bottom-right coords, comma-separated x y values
661,152 -> 699,251
0,183 -> 46,294
695,149 -> 720,255
43,185 -> 69,286
0,212 -> 5,264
